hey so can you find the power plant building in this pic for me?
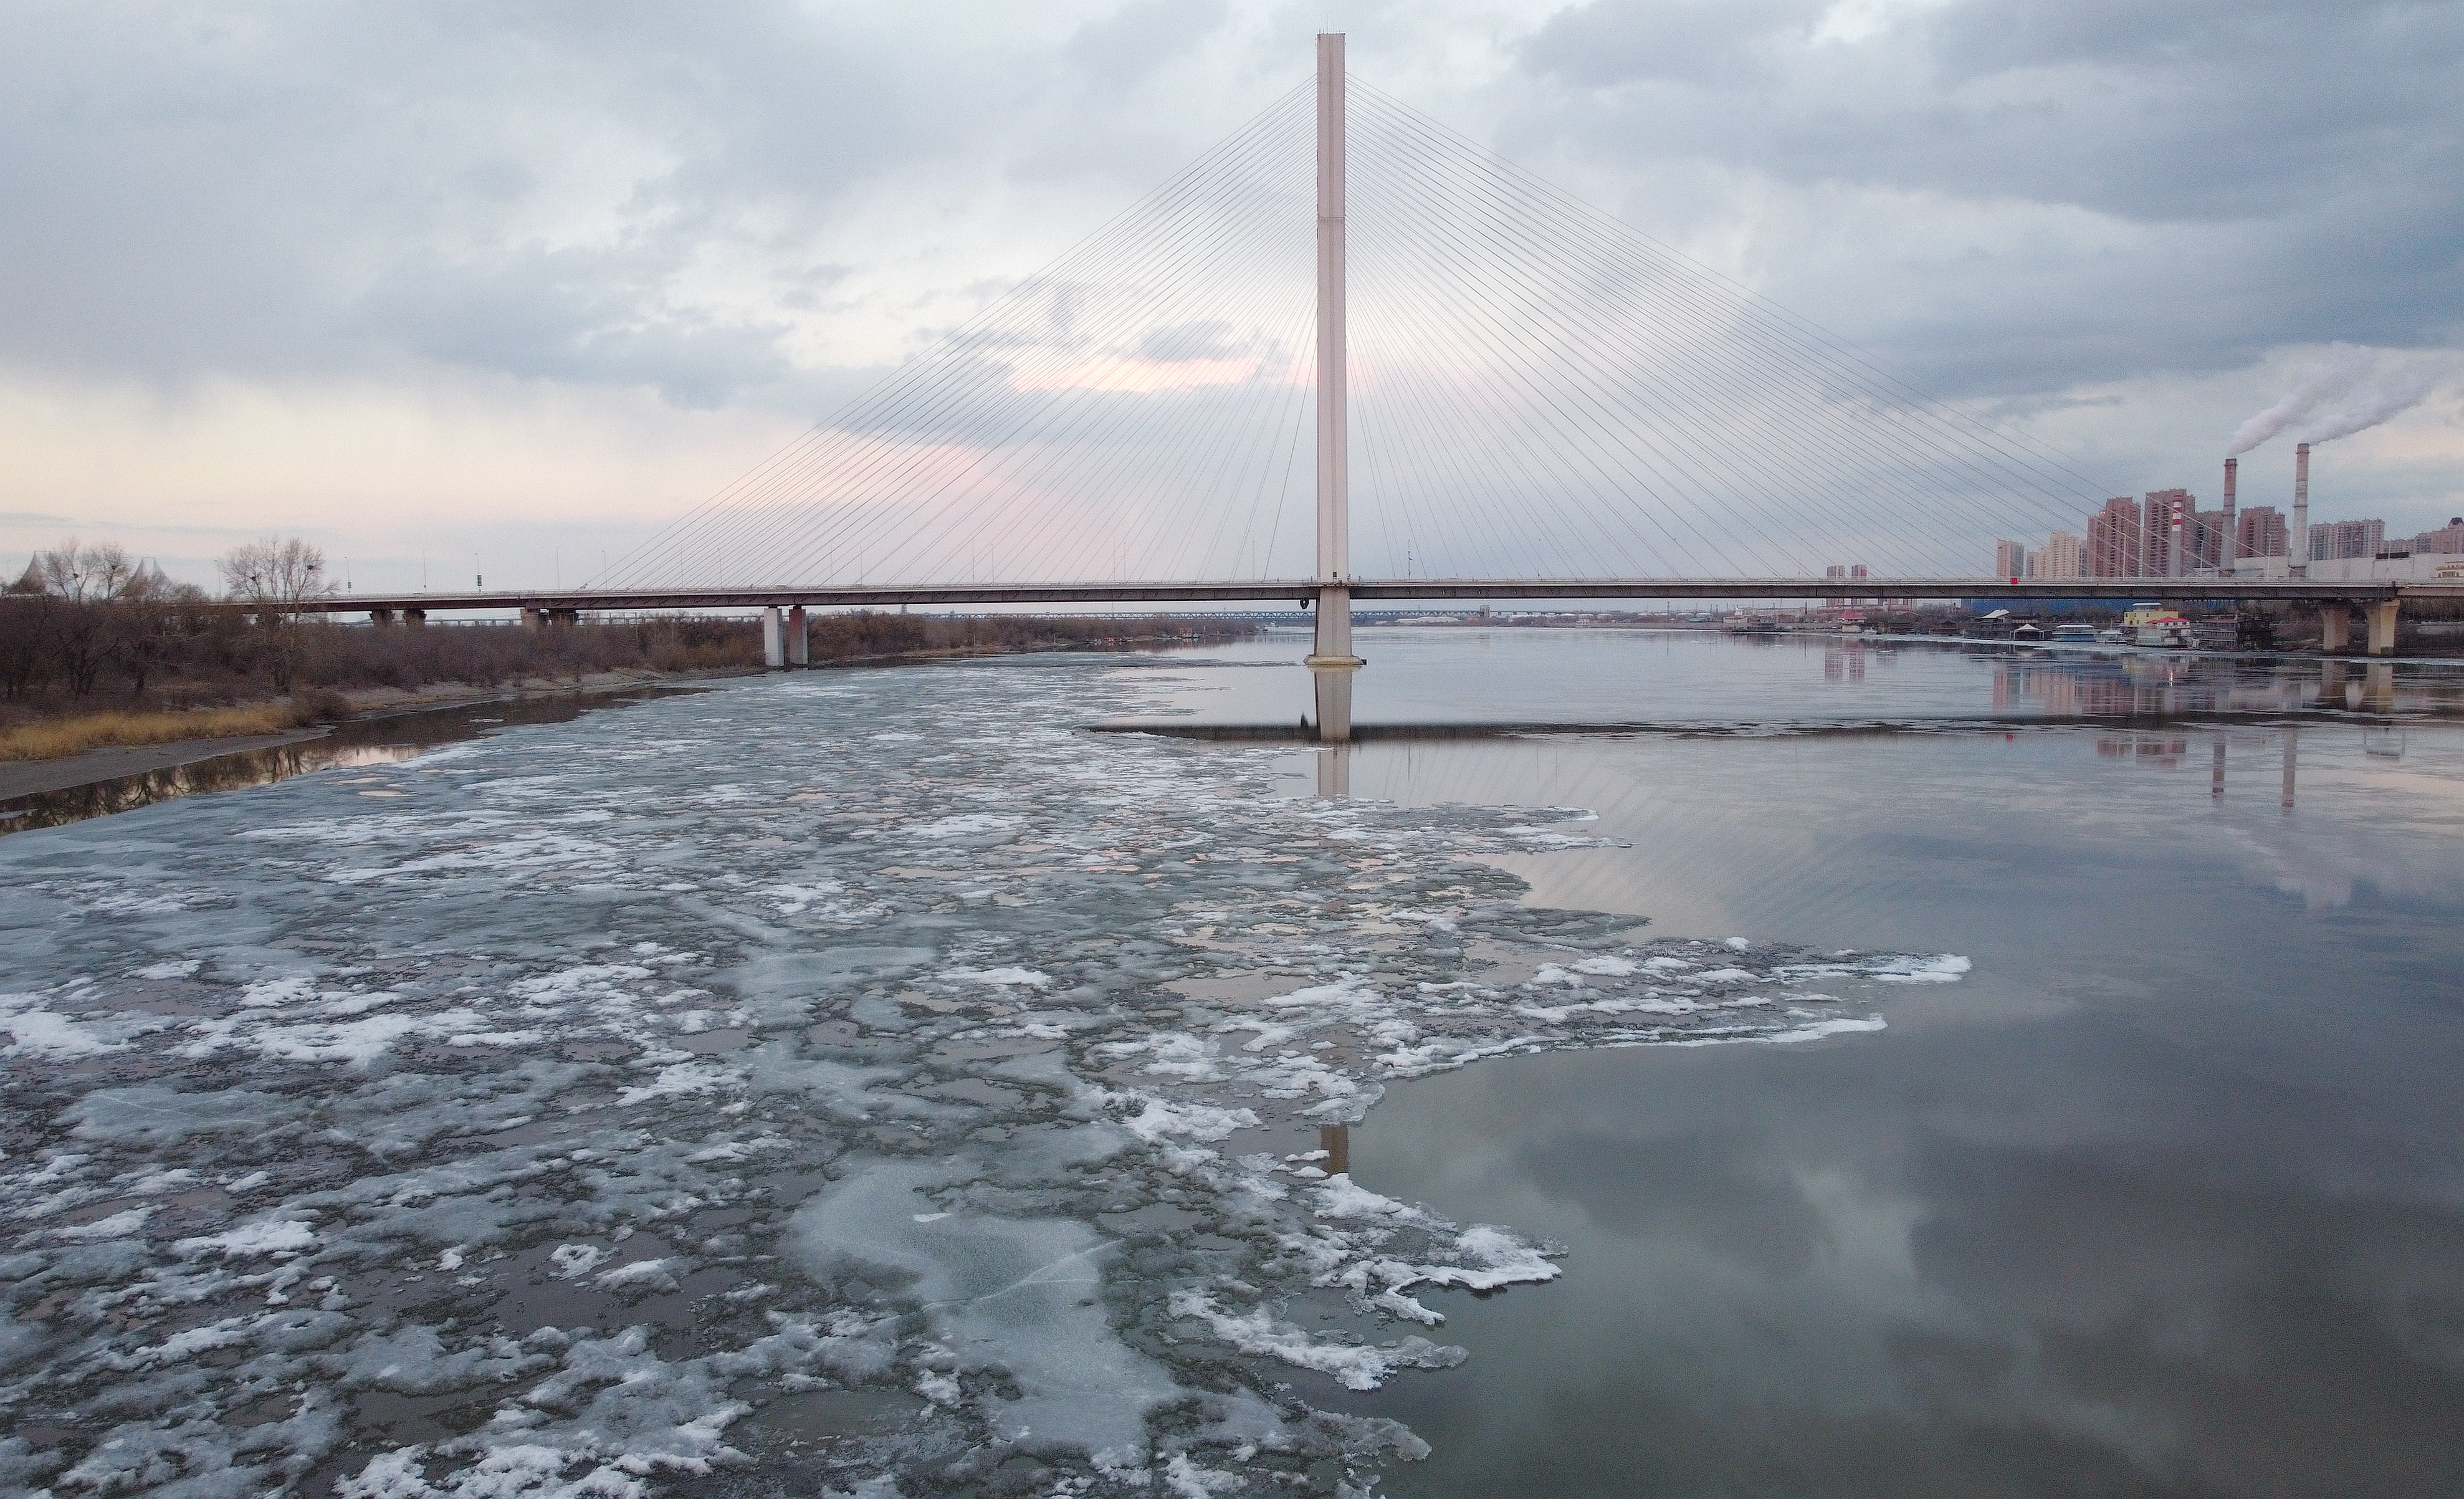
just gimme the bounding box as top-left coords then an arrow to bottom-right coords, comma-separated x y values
2001,447 -> 2420,578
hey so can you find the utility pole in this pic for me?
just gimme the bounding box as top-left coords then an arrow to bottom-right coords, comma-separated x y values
1305,31 -> 1362,745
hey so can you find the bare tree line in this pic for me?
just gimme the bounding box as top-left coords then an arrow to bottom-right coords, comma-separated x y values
2,535 -> 733,707
4,535 -> 1258,713
4,535 -> 343,701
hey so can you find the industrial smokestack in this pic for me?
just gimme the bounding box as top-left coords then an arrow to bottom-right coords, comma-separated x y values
2220,456 -> 2238,570
2291,442 -> 2311,578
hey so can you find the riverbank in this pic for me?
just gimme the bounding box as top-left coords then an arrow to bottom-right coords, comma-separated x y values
0,668 -> 720,800
1,610 -> 1254,759
0,623 -> 1261,831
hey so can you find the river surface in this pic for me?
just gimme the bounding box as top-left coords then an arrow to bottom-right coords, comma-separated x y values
2,629 -> 2459,1498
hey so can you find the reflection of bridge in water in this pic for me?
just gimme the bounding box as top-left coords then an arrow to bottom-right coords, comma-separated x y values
1293,700 -> 2441,947
1987,654 -> 2450,719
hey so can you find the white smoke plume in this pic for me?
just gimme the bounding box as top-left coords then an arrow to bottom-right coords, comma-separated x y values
2225,343 -> 2376,455
2304,365 -> 2439,446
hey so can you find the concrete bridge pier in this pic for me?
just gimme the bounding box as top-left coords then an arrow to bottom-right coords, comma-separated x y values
403,608 -> 426,628
786,605 -> 810,666
760,607 -> 786,668
2319,607 -> 2350,654
2366,600 -> 2400,656
368,607 -> 396,625
1305,586 -> 1363,744
522,608 -> 579,630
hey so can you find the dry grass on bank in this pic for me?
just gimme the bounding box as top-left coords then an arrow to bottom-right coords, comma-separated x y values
0,701 -> 333,762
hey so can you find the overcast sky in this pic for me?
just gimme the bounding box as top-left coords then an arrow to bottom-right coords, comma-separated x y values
5,0 -> 2460,589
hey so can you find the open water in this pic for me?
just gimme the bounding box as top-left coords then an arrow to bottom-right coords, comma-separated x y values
3,628 -> 2460,1498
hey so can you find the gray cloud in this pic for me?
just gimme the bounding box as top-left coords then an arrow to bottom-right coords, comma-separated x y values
0,2 -> 1038,398
1520,0 -> 1820,87
352,244 -> 798,408
1069,0 -> 1234,82
1509,0 -> 2464,400
2,0 -> 2460,467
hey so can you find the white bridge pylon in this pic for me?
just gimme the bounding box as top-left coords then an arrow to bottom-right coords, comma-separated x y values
1306,32 -> 1362,742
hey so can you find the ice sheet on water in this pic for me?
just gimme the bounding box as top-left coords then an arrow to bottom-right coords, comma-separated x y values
0,655 -> 1965,1498
790,1152 -> 1182,1462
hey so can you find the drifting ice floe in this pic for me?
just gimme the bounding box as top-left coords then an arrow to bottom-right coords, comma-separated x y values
0,659 -> 1964,1498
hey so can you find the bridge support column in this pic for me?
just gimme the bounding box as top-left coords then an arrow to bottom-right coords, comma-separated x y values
522,607 -> 548,631
2318,606 -> 2349,654
368,607 -> 396,626
786,606 -> 809,666
760,607 -> 786,669
1306,587 -> 1363,744
403,608 -> 426,628
2366,600 -> 2400,656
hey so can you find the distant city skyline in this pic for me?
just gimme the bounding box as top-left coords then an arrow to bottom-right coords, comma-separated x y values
1999,494 -> 2464,578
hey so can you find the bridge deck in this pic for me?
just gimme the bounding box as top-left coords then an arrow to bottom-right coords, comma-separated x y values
305,577 -> 2464,615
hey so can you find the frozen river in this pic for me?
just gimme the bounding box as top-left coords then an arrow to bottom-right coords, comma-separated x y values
4,629 -> 2462,1497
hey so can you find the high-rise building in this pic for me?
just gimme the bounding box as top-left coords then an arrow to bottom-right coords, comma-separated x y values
2142,489 -> 2195,576
2410,518 -> 2464,554
2187,507 -> 2227,571
2038,530 -> 2083,579
2087,496 -> 2142,577
1995,540 -> 2028,579
2308,519 -> 2385,561
2237,506 -> 2288,560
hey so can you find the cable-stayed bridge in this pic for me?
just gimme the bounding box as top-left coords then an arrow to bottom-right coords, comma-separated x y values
324,36 -> 2458,739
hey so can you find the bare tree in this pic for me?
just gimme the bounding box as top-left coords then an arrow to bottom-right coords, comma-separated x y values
0,593 -> 53,700
109,564 -> 193,699
27,539 -> 145,696
219,537 -> 332,616
220,537 -> 333,694
34,538 -> 138,603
